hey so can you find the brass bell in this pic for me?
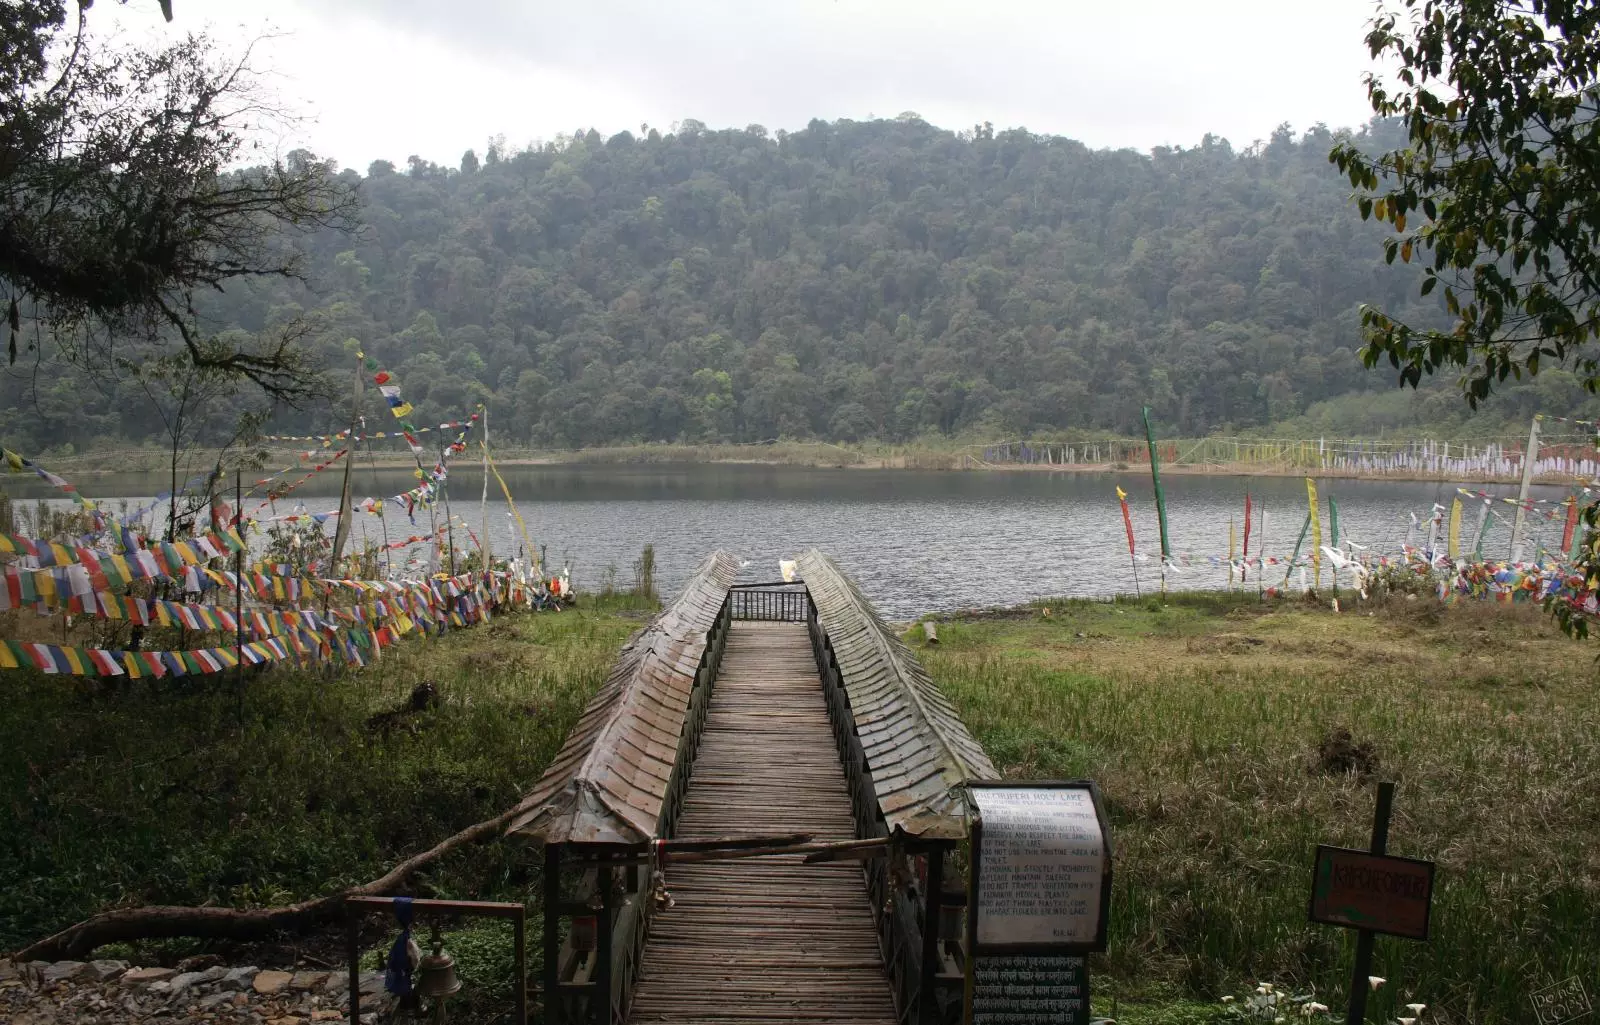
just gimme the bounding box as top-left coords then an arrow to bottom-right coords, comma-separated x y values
415,926 -> 462,1000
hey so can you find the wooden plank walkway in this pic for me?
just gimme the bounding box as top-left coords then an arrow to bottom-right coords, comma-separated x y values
627,621 -> 897,1025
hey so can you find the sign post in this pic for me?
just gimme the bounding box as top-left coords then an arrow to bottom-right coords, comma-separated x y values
964,782 -> 1112,1025
1308,782 -> 1435,1025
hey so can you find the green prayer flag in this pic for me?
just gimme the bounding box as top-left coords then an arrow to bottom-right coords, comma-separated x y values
1141,406 -> 1171,561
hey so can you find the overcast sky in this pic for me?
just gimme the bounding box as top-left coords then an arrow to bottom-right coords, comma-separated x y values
108,0 -> 1384,172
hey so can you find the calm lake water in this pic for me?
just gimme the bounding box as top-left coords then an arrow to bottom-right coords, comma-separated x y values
6,464 -> 1573,618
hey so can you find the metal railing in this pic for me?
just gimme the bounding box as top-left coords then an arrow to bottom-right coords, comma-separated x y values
729,584 -> 811,622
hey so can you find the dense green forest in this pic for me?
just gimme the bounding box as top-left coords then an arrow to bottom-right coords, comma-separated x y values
8,115 -> 1599,455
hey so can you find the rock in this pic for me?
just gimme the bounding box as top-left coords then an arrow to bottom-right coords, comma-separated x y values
197,990 -> 234,1010
219,966 -> 258,992
88,959 -> 129,982
198,965 -> 230,984
311,1011 -> 342,1022
267,1017 -> 304,1025
167,970 -> 209,995
123,967 -> 177,985
41,961 -> 88,984
358,972 -> 385,997
148,980 -> 172,994
254,970 -> 294,996
289,971 -> 327,992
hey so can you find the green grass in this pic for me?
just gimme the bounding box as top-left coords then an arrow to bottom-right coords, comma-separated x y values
916,593 -> 1600,1025
0,595 -> 650,963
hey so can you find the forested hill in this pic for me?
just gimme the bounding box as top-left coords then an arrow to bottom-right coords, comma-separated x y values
14,116 -> 1594,454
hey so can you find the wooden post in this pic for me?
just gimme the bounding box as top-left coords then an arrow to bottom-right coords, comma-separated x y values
596,866 -> 614,1025
514,912 -> 528,1025
480,406 -> 492,574
346,911 -> 361,1025
1511,416 -> 1541,562
233,470 -> 244,708
919,848 -> 943,1025
1345,782 -> 1395,1025
923,621 -> 939,645
543,845 -> 561,1025
330,355 -> 363,574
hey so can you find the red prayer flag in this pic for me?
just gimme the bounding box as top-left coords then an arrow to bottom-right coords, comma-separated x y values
1116,486 -> 1136,556
1242,493 -> 1253,580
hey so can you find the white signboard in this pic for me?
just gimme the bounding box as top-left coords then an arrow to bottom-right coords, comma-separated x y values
972,786 -> 1107,949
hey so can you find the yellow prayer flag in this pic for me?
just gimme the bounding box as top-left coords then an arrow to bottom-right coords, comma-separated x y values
1448,498 -> 1463,558
1306,478 -> 1322,589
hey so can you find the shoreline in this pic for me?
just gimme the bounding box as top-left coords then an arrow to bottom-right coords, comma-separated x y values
31,443 -> 1586,488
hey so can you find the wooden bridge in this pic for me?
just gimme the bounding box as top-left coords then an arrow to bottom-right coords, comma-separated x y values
507,552 -> 998,1025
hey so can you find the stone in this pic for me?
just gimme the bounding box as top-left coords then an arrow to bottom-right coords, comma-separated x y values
267,1018 -> 304,1025
358,972 -> 385,997
197,990 -> 234,1010
148,980 -> 172,994
41,961 -> 88,984
198,965 -> 230,984
254,971 -> 294,996
219,966 -> 258,992
289,971 -> 327,993
123,967 -> 177,985
87,959 -> 129,982
167,971 -> 209,995
0,961 -> 17,983
311,1011 -> 342,1021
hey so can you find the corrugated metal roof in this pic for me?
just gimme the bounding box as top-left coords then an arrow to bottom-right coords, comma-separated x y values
796,550 -> 998,839
507,551 -> 740,846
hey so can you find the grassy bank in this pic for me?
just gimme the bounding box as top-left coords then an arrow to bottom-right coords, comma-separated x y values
915,593 -> 1600,1025
0,596 -> 651,1011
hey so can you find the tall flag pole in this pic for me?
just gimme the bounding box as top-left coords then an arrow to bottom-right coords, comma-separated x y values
1283,511 -> 1312,592
1257,497 -> 1267,597
1242,493 -> 1252,584
479,405 -> 492,575
1117,486 -> 1141,599
1329,494 -> 1342,602
1228,517 -> 1237,589
1141,406 -> 1171,595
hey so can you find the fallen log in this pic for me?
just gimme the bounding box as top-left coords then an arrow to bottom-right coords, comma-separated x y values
10,803 -> 525,963
9,826 -> 826,962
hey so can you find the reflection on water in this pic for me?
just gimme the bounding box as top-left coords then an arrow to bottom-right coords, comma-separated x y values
6,464 -> 1572,619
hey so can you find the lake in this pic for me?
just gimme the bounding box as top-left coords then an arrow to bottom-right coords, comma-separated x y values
3,464 -> 1575,619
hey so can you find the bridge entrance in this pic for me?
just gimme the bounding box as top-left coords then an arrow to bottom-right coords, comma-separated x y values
509,555 -> 998,1025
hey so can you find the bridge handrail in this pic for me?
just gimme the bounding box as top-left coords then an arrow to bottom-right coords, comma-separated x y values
796,549 -> 997,839
507,550 -> 740,846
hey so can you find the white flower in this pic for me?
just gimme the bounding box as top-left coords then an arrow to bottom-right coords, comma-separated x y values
1307,1003 -> 1329,1014
1257,986 -> 1271,995
1222,996 -> 1236,1004
1369,977 -> 1387,990
1398,1018 -> 1416,1025
1406,1005 -> 1426,1016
